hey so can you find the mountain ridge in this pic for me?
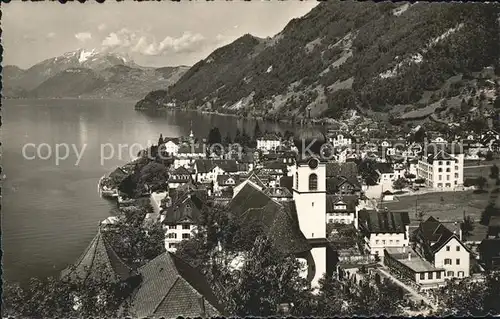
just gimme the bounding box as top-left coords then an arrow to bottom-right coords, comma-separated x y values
135,1 -> 500,122
3,49 -> 190,100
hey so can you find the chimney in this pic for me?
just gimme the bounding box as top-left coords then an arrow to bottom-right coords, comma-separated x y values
408,252 -> 411,261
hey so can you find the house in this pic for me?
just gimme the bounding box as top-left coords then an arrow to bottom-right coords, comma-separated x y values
128,252 -> 225,318
357,209 -> 411,258
328,133 -> 353,148
233,171 -> 267,197
256,133 -> 281,152
194,159 -> 239,184
411,216 -> 471,279
382,190 -> 395,201
160,138 -> 181,156
375,163 -> 395,183
168,166 -> 194,189
325,162 -> 361,195
326,195 -> 358,225
384,246 -> 446,290
416,148 -> 464,190
263,186 -> 293,202
215,175 -> 240,193
478,238 -> 500,271
160,191 -> 205,252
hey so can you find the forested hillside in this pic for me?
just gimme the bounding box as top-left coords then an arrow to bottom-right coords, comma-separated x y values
136,1 -> 500,121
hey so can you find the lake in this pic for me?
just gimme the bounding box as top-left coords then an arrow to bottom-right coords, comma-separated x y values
1,99 -> 294,284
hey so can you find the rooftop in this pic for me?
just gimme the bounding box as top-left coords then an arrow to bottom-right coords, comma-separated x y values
385,246 -> 444,273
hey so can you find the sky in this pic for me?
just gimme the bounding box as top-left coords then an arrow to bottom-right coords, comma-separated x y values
2,0 -> 319,69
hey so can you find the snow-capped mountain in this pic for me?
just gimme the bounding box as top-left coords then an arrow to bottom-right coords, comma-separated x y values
3,49 -> 189,100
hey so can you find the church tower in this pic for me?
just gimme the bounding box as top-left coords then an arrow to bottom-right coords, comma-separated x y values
292,108 -> 328,290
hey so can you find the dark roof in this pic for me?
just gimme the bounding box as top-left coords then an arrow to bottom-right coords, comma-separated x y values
195,159 -> 238,174
478,238 -> 500,258
375,163 -> 394,174
263,186 -> 292,198
60,227 -> 136,283
262,160 -> 287,171
162,193 -> 205,225
326,176 -> 361,194
279,176 -> 293,192
228,183 -> 310,255
413,216 -> 468,253
326,162 -> 358,179
129,252 -> 224,318
358,209 -> 410,234
326,195 -> 358,213
178,143 -> 205,154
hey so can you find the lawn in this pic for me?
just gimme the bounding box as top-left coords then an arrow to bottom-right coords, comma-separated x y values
384,190 -> 494,223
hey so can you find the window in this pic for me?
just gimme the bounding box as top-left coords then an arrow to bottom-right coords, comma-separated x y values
444,258 -> 452,265
428,272 -> 433,280
169,243 -> 176,249
420,273 -> 425,280
447,271 -> 454,277
455,166 -> 459,170
446,168 -> 450,172
456,246 -> 460,252
436,272 -> 441,279
382,240 -> 386,245
389,240 -> 393,244
458,271 -> 464,277
438,168 -> 443,172
456,258 -> 460,265
309,173 -> 318,191
169,225 -> 176,229
439,175 -> 442,181
312,202 -> 314,207
375,240 -> 380,244
439,161 -> 443,165
182,224 -> 190,230
446,246 -> 450,251
446,161 -> 450,165
168,233 -> 177,239
396,240 -> 400,244
182,233 -> 190,239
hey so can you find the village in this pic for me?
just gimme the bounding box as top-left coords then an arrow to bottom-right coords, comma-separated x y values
85,115 -> 500,316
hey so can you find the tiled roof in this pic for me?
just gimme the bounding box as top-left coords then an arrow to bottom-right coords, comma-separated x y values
326,162 -> 358,179
228,183 -> 310,255
263,186 -> 292,198
326,194 -> 358,213
412,216 -> 466,253
375,163 -> 394,174
162,193 -> 205,225
60,227 -> 136,283
358,209 -> 410,234
279,176 -> 293,192
129,252 -> 224,318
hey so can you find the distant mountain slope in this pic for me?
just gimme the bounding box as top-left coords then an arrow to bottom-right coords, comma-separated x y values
136,1 -> 500,120
3,49 -> 189,100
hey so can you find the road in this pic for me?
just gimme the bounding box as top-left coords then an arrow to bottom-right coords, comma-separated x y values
376,267 -> 438,311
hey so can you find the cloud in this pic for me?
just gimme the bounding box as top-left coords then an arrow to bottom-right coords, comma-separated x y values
102,29 -> 206,56
75,32 -> 92,42
46,32 -> 56,39
98,23 -> 107,31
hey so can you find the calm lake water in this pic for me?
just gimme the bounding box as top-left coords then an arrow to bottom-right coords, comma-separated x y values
1,99 -> 293,284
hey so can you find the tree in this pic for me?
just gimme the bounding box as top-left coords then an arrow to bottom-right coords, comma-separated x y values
461,215 -> 474,237
207,127 -> 222,145
234,128 -> 242,145
437,271 -> 500,316
486,151 -> 494,161
224,133 -> 233,145
490,164 -> 499,179
158,133 -> 164,146
476,176 -> 488,193
105,215 -> 166,268
3,264 -> 134,319
480,203 -> 500,226
392,178 -> 407,191
253,122 -> 263,140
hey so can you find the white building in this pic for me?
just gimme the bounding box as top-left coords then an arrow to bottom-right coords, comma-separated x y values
358,209 -> 411,258
161,138 -> 180,156
256,133 -> 282,152
412,217 -> 471,279
417,149 -> 464,190
329,133 -> 352,148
